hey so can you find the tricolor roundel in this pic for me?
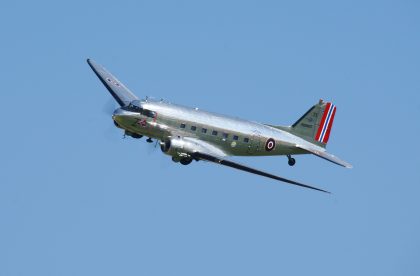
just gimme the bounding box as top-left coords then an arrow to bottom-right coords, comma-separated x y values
265,138 -> 276,151
315,102 -> 336,144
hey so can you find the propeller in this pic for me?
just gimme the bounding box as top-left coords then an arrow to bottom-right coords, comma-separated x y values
100,98 -> 159,150
146,139 -> 159,155
101,98 -> 119,141
103,123 -> 120,142
102,98 -> 117,116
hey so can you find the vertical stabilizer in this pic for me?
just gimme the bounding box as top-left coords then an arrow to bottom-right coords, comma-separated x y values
291,100 -> 337,148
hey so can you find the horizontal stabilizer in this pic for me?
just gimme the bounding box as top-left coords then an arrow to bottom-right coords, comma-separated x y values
297,144 -> 353,168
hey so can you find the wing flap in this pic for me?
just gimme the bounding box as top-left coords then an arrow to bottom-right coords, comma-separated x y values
87,59 -> 138,106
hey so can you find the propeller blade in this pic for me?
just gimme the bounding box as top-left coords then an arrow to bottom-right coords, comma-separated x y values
102,98 -> 117,115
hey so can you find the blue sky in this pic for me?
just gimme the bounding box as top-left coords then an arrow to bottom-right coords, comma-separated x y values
1,0 -> 420,275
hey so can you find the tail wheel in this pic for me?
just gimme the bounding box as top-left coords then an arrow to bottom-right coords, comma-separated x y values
287,155 -> 296,166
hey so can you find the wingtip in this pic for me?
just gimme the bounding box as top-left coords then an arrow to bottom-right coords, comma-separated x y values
86,58 -> 97,71
313,186 -> 331,194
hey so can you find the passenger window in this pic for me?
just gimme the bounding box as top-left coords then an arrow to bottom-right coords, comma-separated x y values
191,126 -> 197,131
244,137 -> 249,143
233,135 -> 239,141
180,123 -> 186,129
202,128 -> 207,133
212,130 -> 218,136
222,133 -> 228,139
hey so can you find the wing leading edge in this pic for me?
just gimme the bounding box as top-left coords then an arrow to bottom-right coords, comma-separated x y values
87,59 -> 138,106
193,152 -> 330,193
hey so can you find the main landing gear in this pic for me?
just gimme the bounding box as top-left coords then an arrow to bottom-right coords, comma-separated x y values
287,155 -> 296,166
146,137 -> 153,143
180,158 -> 193,165
172,157 -> 193,165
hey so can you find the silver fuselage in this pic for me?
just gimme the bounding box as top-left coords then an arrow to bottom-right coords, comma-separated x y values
113,99 -> 306,157
86,58 -> 350,193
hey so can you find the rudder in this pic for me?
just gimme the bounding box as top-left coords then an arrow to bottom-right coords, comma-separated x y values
314,102 -> 336,144
291,100 -> 337,147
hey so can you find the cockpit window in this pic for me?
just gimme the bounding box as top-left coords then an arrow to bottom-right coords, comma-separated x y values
141,109 -> 156,118
124,101 -> 143,113
124,101 -> 156,118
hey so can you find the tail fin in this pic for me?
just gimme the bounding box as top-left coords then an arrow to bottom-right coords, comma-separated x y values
291,100 -> 337,148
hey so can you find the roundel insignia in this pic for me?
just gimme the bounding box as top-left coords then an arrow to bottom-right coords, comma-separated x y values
265,138 -> 276,151
106,77 -> 120,87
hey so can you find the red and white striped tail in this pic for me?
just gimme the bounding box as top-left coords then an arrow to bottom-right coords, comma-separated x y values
315,102 -> 337,144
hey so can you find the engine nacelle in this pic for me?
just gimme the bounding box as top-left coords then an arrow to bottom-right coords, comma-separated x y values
160,137 -> 197,159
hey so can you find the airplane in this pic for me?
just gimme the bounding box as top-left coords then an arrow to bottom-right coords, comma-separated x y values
87,59 -> 352,193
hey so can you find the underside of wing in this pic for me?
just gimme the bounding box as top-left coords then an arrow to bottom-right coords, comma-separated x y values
87,59 -> 138,106
192,151 -> 330,193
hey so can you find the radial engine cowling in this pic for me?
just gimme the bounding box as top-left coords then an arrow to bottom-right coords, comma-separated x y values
160,137 -> 197,158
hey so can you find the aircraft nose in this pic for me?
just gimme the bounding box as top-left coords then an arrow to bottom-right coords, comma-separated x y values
113,108 -> 133,118
112,108 -> 124,118
112,108 -> 125,126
